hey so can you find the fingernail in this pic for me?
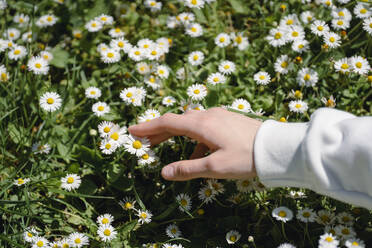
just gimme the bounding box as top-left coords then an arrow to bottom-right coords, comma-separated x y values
162,166 -> 174,178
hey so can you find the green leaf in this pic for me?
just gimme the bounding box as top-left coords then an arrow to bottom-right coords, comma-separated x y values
85,0 -> 110,20
50,47 -> 70,68
228,0 -> 249,14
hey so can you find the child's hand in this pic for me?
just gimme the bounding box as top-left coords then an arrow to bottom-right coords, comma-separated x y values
128,107 -> 262,181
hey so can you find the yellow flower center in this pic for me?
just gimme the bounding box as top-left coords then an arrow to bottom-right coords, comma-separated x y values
342,228 -> 350,235
142,153 -> 149,160
191,27 -> 197,32
105,143 -> 111,149
338,11 -> 344,17
286,19 -> 293,25
101,217 -> 109,224
307,16 -> 312,21
321,215 -> 330,222
159,70 -> 164,74
171,228 -> 177,234
141,212 -> 147,219
107,52 -> 114,58
237,104 -> 244,109
278,211 -> 287,217
118,41 -> 124,48
67,177 -> 74,184
337,20 -> 343,26
197,209 -> 205,215
302,212 -> 310,217
259,75 -> 265,80
295,104 -> 302,109
1,73 -> 7,81
193,55 -> 199,61
274,32 -> 282,39
74,238 -> 81,244
27,232 -> 33,237
360,8 -> 367,14
317,26 -> 324,31
43,55 -> 49,60
35,63 -> 42,69
295,90 -> 302,98
132,140 -> 142,149
149,77 -> 156,83
298,44 -> 304,49
304,74 -> 311,80
230,235 -> 237,242
134,51 -> 140,55
329,37 -> 335,43
325,237 -> 333,242
279,117 -> 286,122
104,229 -> 111,236
341,63 -> 349,69
369,23 -> 372,28
103,127 -> 111,133
14,50 -> 21,55
213,77 -> 219,82
205,189 -> 212,197
281,61 -> 288,68
342,216 -> 350,222
325,0 -> 331,6
193,89 -> 200,94
356,62 -> 362,68
98,106 -> 104,111
47,16 -> 53,22
191,0 -> 197,5
219,37 -> 225,42
115,28 -> 121,33
110,132 -> 119,141
47,98 -> 55,104
125,202 -> 132,209
37,241 -> 44,247
126,92 -> 133,97
62,244 -> 69,248
151,50 -> 157,55
235,36 -> 242,44
352,241 -> 359,246
292,31 -> 299,37
19,18 -> 24,23
150,1 -> 156,6
180,199 -> 187,206
224,65 -> 230,69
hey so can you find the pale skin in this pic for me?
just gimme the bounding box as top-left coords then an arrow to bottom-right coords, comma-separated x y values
128,107 -> 262,181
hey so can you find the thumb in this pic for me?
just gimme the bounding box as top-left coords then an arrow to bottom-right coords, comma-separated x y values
161,156 -> 210,181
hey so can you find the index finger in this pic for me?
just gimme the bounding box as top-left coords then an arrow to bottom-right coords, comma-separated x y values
128,112 -> 200,140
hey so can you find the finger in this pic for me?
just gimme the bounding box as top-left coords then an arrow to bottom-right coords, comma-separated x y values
161,151 -> 222,181
148,133 -> 172,146
128,113 -> 198,138
190,143 -> 209,159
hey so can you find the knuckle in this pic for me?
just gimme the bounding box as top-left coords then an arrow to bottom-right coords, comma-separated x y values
161,112 -> 176,125
175,164 -> 190,177
205,156 -> 218,172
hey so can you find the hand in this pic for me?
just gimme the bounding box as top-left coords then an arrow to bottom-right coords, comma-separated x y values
128,107 -> 262,181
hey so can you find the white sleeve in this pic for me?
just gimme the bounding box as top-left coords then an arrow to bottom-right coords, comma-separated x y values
254,107 -> 372,209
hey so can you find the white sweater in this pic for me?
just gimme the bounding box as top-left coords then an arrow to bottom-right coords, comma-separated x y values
254,107 -> 372,210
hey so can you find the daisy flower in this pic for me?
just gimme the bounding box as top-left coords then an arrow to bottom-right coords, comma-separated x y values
226,230 -> 241,245
166,224 -> 181,238
145,108 -> 161,119
310,20 -> 330,36
207,72 -> 226,85
8,45 -> 27,60
277,243 -> 296,248
354,3 -> 371,19
162,96 -> 176,106
179,12 -> 195,25
97,224 -> 117,242
145,0 -> 162,12
321,0 -> 333,8
335,225 -> 356,240
39,92 -> 62,112
254,71 -> 271,85
138,149 -> 157,166
187,84 -> 207,101
272,206 -> 293,222
146,45 -> 163,61
97,213 -> 114,225
280,14 -> 300,27
24,227 -> 38,243
92,102 -> 110,117
119,197 -> 136,210
231,98 -> 251,113
206,179 -> 225,195
58,238 -> 72,248
336,212 -> 354,226
334,58 -> 351,73
98,121 -> 115,137
185,23 -> 203,37
188,51 -> 204,66
85,86 -> 101,99
300,11 -> 314,24
156,65 -> 170,79
297,68 -> 318,87
289,100 -> 308,113
266,27 -> 288,47
185,0 -> 205,9
14,177 -> 30,186
332,19 -> 350,30
22,31 -> 33,43
286,25 -> 305,41
136,209 -> 152,224
345,238 -> 365,248
236,179 -> 255,193
176,193 -> 192,212
323,32 -> 341,48
109,27 -> 125,38
32,236 -> 49,248
61,174 -> 81,191
297,208 -> 317,223
68,232 -> 89,248
218,60 -> 235,75
230,32 -> 249,50
42,14 -> 58,26
274,55 -> 291,74
136,62 -> 150,75
321,95 -> 336,108
96,14 -> 114,25
110,38 -> 132,53
123,135 -> 150,156
101,49 -> 121,63
100,139 -> 118,155
350,56 -> 370,75
316,210 -> 336,226
85,19 -> 103,32
292,39 -> 309,53
362,17 -> 372,35
198,185 -> 216,203
176,67 -> 185,80
27,56 -> 49,75
215,33 -> 231,47
319,233 -> 339,248
6,28 -> 20,40
72,30 -> 82,39
32,142 -> 51,154
332,8 -> 352,21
